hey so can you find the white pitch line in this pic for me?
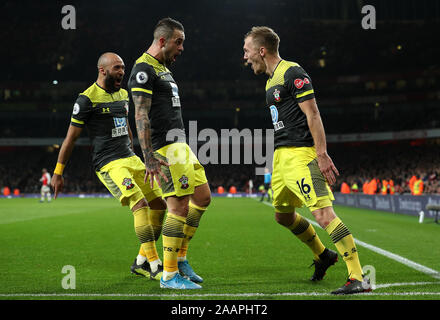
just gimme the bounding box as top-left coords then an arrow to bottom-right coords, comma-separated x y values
1,281 -> 439,298
257,200 -> 440,280
0,291 -> 440,298
375,281 -> 440,289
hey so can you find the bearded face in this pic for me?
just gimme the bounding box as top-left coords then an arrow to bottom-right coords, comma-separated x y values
162,29 -> 185,67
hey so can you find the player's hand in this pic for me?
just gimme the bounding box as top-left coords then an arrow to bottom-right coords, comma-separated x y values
144,154 -> 170,189
51,174 -> 64,200
317,152 -> 339,186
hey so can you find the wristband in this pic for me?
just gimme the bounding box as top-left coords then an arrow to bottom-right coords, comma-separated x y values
54,163 -> 65,175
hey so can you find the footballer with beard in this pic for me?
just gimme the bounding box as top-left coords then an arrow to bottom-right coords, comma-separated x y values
51,52 -> 168,283
128,17 -> 211,290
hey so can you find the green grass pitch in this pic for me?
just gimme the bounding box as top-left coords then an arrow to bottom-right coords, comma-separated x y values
0,197 -> 439,300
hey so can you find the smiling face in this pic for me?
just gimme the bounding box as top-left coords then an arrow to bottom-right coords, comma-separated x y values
243,36 -> 267,75
162,29 -> 185,67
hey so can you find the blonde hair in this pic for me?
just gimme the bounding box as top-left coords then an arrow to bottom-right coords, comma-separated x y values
245,26 -> 280,54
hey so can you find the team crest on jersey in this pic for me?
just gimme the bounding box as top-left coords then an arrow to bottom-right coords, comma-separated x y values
124,103 -> 129,114
294,78 -> 310,89
273,89 -> 281,102
122,178 -> 134,190
179,175 -> 189,189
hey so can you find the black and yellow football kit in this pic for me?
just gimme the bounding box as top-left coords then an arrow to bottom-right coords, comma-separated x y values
71,82 -> 164,268
266,60 -> 315,149
265,60 -> 334,212
71,82 -> 134,170
266,61 -> 363,282
128,52 -> 208,279
71,82 -> 162,208
127,53 -> 186,151
127,53 -> 207,198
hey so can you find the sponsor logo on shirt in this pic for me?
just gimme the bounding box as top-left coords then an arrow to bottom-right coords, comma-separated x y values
112,117 -> 128,137
294,77 -> 310,89
170,82 -> 181,107
269,105 -> 284,131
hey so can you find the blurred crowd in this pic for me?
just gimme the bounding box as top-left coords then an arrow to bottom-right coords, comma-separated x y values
1,141 -> 439,196
332,142 -> 440,195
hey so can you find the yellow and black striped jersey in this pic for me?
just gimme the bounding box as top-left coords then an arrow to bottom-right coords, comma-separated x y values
265,60 -> 315,149
127,53 -> 186,151
70,82 -> 134,170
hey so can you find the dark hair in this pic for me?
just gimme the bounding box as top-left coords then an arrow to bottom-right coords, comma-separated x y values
244,26 -> 280,54
154,17 -> 184,40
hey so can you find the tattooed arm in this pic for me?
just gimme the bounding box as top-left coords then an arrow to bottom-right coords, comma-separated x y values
132,94 -> 169,188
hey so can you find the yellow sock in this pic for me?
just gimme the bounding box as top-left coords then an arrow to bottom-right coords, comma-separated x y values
162,212 -> 186,280
138,247 -> 146,258
133,207 -> 159,263
149,209 -> 166,241
178,202 -> 206,260
325,217 -> 363,281
287,213 -> 325,260
138,209 -> 165,257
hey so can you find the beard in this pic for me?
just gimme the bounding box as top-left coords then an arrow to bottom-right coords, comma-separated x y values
164,53 -> 175,67
252,62 -> 266,75
104,73 -> 121,92
162,46 -> 179,67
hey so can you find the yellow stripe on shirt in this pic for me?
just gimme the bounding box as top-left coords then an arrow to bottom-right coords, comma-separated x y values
71,117 -> 84,125
296,89 -> 314,99
131,88 -> 153,95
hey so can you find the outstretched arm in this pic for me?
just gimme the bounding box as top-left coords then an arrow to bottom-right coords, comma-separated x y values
132,94 -> 169,188
51,125 -> 83,199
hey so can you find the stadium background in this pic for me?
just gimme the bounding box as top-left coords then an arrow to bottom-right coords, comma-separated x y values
1,0 -> 440,305
1,0 -> 439,198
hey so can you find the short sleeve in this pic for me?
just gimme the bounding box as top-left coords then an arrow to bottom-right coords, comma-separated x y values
285,66 -> 315,103
71,94 -> 92,127
128,63 -> 155,98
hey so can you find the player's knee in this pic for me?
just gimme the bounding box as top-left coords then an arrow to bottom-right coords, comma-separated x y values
149,197 -> 167,211
197,194 -> 211,208
131,198 -> 148,212
193,184 -> 211,208
274,212 -> 294,227
166,196 -> 189,216
311,206 -> 335,228
172,203 -> 189,216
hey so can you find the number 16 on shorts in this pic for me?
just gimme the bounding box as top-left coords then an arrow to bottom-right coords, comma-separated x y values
296,178 -> 311,201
